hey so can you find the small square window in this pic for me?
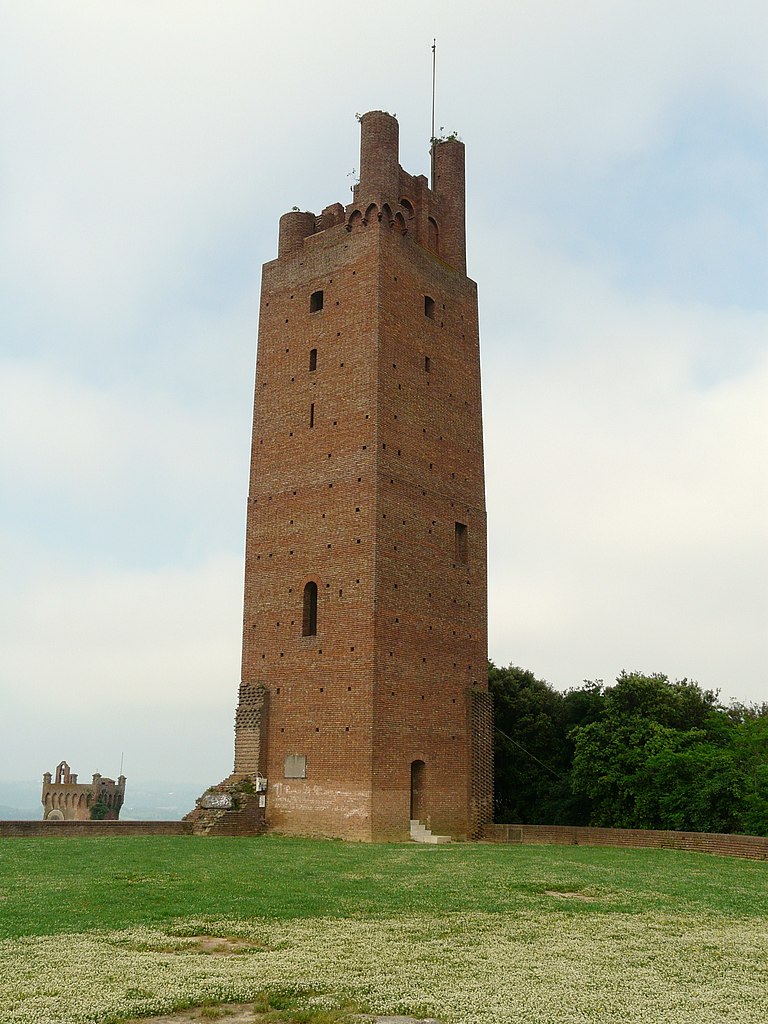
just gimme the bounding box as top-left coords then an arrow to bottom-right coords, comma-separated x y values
310,290 -> 324,313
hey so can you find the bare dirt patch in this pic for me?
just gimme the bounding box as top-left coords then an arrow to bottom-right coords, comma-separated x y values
544,889 -> 593,900
128,1009 -> 440,1024
191,935 -> 262,955
123,1006 -> 258,1024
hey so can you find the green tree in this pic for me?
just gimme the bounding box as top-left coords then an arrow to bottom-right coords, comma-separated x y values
731,708 -> 768,835
490,664 -> 564,823
570,672 -> 743,832
89,799 -> 109,820
648,739 -> 743,833
489,664 -> 600,824
490,665 -> 768,835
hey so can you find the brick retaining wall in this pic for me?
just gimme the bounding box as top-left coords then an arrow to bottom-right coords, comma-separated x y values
5,818 -> 764,857
484,823 -> 768,860
0,820 -> 193,838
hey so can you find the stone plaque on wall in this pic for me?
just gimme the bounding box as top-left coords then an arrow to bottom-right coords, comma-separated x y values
200,791 -> 234,810
284,754 -> 307,779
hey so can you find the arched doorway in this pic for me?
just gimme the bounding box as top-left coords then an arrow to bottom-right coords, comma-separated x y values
410,760 -> 426,821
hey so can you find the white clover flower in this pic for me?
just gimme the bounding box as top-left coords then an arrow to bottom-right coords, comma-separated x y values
2,910 -> 768,1023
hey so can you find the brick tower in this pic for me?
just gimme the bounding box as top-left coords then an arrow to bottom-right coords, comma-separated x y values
212,111 -> 491,841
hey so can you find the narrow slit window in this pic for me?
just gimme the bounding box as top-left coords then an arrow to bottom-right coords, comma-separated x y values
455,522 -> 468,565
302,581 -> 318,636
309,402 -> 315,428
424,355 -> 431,373
424,295 -> 435,319
310,290 -> 324,313
309,348 -> 317,371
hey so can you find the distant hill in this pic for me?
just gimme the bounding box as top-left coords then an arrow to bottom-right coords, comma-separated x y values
0,780 -> 41,820
120,781 -> 206,821
0,803 -> 39,820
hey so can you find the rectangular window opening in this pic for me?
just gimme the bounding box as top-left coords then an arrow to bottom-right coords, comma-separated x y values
309,402 -> 315,429
455,522 -> 468,565
424,295 -> 435,319
309,347 -> 317,371
424,355 -> 431,373
302,581 -> 318,636
310,290 -> 324,313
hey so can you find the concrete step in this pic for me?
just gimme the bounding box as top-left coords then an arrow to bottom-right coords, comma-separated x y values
410,818 -> 451,844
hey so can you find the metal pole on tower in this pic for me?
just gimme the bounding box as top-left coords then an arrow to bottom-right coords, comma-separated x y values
430,38 -> 436,186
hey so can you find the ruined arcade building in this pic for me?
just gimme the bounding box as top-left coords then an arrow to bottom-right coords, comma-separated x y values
216,111 -> 491,842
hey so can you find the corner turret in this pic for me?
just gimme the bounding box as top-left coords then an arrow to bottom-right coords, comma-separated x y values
273,112 -> 468,275
357,110 -> 400,199
431,136 -> 466,273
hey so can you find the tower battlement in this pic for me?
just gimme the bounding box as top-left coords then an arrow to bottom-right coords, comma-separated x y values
277,110 -> 466,273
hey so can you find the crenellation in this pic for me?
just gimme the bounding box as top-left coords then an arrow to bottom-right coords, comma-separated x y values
316,202 -> 345,231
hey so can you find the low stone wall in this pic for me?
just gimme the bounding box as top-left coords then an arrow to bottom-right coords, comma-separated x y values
483,823 -> 768,860
0,820 -> 193,838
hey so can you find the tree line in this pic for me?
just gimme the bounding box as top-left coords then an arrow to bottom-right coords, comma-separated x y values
490,663 -> 768,836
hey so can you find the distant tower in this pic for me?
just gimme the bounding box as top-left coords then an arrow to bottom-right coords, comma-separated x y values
41,761 -> 126,821
198,111 -> 491,841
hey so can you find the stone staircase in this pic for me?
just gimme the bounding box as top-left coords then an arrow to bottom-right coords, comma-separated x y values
410,819 -> 451,844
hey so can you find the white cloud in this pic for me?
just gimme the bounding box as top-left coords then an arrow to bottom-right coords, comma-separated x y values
0,358 -> 247,514
1,0 -> 766,789
1,557 -> 241,781
483,231 -> 768,697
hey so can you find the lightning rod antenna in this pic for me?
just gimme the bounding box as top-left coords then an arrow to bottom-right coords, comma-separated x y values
430,38 -> 437,186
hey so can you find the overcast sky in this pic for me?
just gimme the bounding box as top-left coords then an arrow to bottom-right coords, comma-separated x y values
1,1 -> 766,791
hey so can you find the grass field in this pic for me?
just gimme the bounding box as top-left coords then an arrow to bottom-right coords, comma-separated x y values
1,836 -> 767,1023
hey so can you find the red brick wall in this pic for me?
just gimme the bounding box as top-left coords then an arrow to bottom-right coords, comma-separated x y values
234,111 -> 490,842
484,823 -> 768,860
241,222 -> 380,840
370,230 -> 486,840
0,821 -> 192,838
